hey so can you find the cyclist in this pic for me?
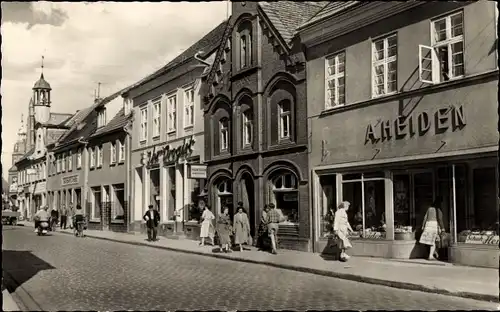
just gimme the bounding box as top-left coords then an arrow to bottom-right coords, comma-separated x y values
73,204 -> 85,236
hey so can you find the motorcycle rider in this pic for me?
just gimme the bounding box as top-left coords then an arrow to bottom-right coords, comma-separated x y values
34,206 -> 50,233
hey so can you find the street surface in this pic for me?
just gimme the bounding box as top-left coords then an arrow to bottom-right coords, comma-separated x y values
2,225 -> 498,311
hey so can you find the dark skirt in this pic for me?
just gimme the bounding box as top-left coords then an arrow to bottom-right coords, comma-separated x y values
257,222 -> 272,251
217,224 -> 232,245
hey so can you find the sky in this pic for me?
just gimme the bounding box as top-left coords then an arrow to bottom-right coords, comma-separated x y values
1,1 -> 229,178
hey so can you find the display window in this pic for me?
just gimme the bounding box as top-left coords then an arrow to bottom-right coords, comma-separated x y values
341,172 -> 386,239
319,175 -> 336,238
267,170 -> 299,225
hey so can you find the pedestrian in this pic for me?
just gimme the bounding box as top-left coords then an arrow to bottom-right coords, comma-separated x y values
233,202 -> 251,252
265,203 -> 285,254
50,207 -> 59,231
256,204 -> 270,251
419,196 -> 445,260
333,201 -> 354,261
143,205 -> 160,242
68,204 -> 74,229
60,204 -> 68,230
216,206 -> 232,253
199,205 -> 215,246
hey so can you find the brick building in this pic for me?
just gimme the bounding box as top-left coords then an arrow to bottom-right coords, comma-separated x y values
299,1 -> 498,267
201,2 -> 327,251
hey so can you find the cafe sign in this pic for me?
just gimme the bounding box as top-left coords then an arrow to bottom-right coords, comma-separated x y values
62,175 -> 79,186
464,234 -> 499,245
142,137 -> 195,167
365,105 -> 466,144
189,164 -> 207,179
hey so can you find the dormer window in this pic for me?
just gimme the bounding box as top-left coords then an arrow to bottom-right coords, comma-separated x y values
237,21 -> 252,70
97,109 -> 107,128
123,98 -> 132,116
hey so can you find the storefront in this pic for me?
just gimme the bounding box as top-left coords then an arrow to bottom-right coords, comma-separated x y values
47,169 -> 84,212
311,79 -> 498,268
131,134 -> 206,235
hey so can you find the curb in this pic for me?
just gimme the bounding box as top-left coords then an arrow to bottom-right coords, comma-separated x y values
2,290 -> 20,312
3,270 -> 43,311
58,231 -> 498,303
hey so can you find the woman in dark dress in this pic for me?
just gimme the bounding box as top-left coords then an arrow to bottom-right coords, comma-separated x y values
257,205 -> 271,251
216,206 -> 232,253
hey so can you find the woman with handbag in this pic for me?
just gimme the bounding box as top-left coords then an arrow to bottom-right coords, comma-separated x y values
419,196 -> 446,260
216,206 -> 232,253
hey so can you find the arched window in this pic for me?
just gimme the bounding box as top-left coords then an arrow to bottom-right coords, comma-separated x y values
238,21 -> 252,69
268,170 -> 299,224
278,100 -> 291,140
219,117 -> 229,152
216,178 -> 233,217
242,110 -> 253,147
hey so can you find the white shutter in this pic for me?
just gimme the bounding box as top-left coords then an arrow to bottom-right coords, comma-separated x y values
418,44 -> 438,84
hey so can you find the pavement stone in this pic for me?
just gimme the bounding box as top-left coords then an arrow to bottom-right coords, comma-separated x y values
3,225 -> 499,311
30,221 -> 498,303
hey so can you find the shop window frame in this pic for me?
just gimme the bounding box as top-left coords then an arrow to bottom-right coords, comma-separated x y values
268,171 -> 299,225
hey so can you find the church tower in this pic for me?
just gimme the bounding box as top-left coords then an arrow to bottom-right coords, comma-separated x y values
32,56 -> 52,125
12,115 -> 27,166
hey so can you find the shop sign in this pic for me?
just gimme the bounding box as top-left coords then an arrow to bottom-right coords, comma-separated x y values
62,175 -> 79,186
142,137 -> 195,166
34,182 -> 46,194
365,105 -> 466,144
464,234 -> 499,245
189,164 -> 207,179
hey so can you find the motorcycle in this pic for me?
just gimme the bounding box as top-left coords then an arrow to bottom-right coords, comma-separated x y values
37,221 -> 50,236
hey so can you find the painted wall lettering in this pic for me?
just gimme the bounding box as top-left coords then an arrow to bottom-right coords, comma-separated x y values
365,105 -> 466,144
142,137 -> 196,166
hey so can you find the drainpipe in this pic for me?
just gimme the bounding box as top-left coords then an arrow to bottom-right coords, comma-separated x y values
123,122 -> 132,233
78,137 -> 89,216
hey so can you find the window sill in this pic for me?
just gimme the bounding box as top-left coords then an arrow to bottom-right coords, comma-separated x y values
111,220 -> 125,224
318,69 -> 498,118
118,160 -> 125,165
167,130 -> 176,135
110,162 -> 116,167
152,135 -> 160,141
371,91 -> 397,100
140,139 -> 147,144
184,125 -> 194,130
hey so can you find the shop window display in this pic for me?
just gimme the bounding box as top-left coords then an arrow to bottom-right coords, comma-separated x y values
457,166 -> 499,245
342,172 -> 386,239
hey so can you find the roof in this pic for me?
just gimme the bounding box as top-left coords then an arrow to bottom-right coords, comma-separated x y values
49,112 -> 73,126
258,1 -> 328,45
127,19 -> 229,93
17,147 -> 35,163
33,73 -> 52,90
297,1 -> 360,30
90,108 -> 128,139
8,165 -> 18,173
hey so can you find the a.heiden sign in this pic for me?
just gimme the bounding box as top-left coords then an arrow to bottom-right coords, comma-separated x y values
142,137 -> 195,167
365,105 -> 466,144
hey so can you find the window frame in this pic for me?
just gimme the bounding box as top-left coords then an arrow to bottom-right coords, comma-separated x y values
278,102 -> 291,140
371,34 -> 398,98
420,11 -> 465,84
184,88 -> 195,128
61,154 -> 66,172
219,118 -> 229,152
242,110 -> 253,147
140,107 -> 148,142
167,94 -> 177,133
325,51 -> 346,109
118,140 -> 125,163
89,147 -> 95,169
97,109 -> 107,128
238,21 -> 252,70
68,151 -> 73,171
110,142 -> 117,164
77,148 -> 82,169
152,100 -> 161,138
97,145 -> 103,168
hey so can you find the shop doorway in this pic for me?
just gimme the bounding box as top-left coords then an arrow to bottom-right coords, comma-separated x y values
150,168 -> 160,213
75,188 -> 82,206
240,173 -> 256,237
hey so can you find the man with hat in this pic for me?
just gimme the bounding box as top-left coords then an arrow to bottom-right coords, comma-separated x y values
143,204 -> 160,242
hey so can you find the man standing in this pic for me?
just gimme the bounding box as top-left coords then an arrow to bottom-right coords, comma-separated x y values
60,204 -> 68,230
265,203 -> 285,254
143,205 -> 160,242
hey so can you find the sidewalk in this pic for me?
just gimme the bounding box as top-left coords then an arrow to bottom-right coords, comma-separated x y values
24,222 -> 498,302
2,280 -> 20,311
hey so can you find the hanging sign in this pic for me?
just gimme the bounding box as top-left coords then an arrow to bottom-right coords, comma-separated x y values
365,105 -> 466,144
142,137 -> 195,166
189,164 -> 207,179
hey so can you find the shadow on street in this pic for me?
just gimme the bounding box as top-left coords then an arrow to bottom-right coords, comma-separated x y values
2,250 -> 55,292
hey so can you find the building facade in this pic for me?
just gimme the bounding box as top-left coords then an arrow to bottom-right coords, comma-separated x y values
201,2 -> 326,251
7,116 -> 28,211
47,91 -> 132,233
127,21 -> 227,235
299,1 -> 498,267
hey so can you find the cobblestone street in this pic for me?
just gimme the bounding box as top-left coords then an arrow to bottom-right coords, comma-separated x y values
2,226 -> 498,311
